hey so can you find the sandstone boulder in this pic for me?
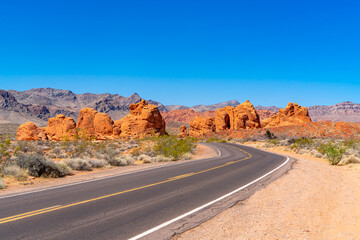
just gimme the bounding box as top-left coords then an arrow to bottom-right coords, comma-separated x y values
178,125 -> 188,138
76,108 -> 114,139
114,100 -> 165,138
189,116 -> 216,138
17,122 -> 47,141
215,100 -> 261,131
262,102 -> 312,128
46,115 -> 77,140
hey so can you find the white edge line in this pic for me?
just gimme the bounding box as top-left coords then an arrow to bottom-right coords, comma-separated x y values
0,144 -> 222,200
129,156 -> 290,240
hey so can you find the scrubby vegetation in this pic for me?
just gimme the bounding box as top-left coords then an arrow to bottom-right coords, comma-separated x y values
154,135 -> 197,160
0,133 -> 198,188
230,136 -> 360,166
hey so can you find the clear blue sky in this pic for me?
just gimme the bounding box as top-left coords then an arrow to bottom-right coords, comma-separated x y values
0,0 -> 359,107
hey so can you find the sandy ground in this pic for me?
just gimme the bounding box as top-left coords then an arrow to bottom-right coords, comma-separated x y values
176,143 -> 360,240
0,144 -> 218,197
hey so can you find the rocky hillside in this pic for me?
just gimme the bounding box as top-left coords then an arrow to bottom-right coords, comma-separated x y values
1,88 -> 165,125
308,101 -> 360,122
161,109 -> 216,124
166,100 -> 240,112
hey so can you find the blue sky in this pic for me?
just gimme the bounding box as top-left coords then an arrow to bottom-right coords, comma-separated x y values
0,0 -> 359,107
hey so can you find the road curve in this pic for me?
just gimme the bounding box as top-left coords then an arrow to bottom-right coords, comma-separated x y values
0,143 -> 288,240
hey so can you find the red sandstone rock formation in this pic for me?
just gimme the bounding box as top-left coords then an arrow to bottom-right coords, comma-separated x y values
113,100 -> 165,138
215,100 -> 261,131
161,109 -> 216,124
16,122 -> 47,141
257,110 -> 276,122
262,102 -> 312,128
178,125 -> 188,138
46,115 -> 76,140
189,116 -> 216,138
76,108 -> 114,139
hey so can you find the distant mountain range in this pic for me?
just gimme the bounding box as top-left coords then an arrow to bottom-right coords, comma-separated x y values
165,100 -> 240,112
1,88 -> 360,125
0,88 -> 165,125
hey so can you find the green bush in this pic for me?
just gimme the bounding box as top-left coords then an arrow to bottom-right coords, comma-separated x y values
154,136 -> 196,160
292,137 -> 314,149
205,137 -> 226,143
15,154 -> 69,178
319,142 -> 346,165
264,130 -> 276,139
0,178 -> 6,189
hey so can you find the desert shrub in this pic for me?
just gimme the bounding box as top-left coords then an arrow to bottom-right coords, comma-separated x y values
292,137 -> 314,149
106,155 -> 134,166
1,164 -> 28,181
154,136 -> 196,160
342,139 -> 360,149
268,139 -> 279,145
87,159 -> 107,168
15,154 -> 68,178
153,155 -> 175,162
265,130 -> 276,139
71,141 -> 92,158
341,156 -> 360,165
206,137 -> 226,143
319,142 -> 347,165
0,139 -> 11,159
181,153 -> 192,160
101,146 -> 120,165
56,162 -> 73,176
64,158 -> 92,171
0,178 -> 6,189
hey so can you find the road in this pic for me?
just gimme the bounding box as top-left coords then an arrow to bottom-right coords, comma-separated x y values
0,143 -> 288,240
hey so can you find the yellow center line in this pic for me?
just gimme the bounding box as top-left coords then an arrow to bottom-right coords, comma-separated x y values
0,145 -> 252,225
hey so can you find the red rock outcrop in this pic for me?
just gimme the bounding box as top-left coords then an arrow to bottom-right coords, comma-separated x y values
16,122 -> 47,141
46,115 -> 76,140
76,108 -> 114,139
113,100 -> 165,138
178,125 -> 188,138
215,100 -> 261,131
257,110 -> 276,122
189,117 -> 216,138
161,109 -> 216,124
262,102 -> 312,128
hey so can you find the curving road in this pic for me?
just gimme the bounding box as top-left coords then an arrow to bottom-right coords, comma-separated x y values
0,143 -> 289,240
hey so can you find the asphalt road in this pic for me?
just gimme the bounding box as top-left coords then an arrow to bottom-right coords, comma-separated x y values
0,143 -> 288,240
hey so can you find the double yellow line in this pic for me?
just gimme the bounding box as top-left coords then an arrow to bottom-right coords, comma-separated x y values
0,145 -> 252,225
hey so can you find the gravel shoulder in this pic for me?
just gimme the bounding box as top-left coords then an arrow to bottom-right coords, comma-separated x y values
176,143 -> 360,240
0,144 -> 218,197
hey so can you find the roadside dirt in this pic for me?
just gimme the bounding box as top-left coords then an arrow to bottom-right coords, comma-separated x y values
0,144 -> 218,197
175,143 -> 360,240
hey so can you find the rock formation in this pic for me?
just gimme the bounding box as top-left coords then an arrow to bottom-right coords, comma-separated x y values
45,115 -> 77,140
178,125 -> 188,138
189,117 -> 216,138
215,100 -> 261,131
76,108 -> 114,139
113,100 -> 165,138
257,109 -> 276,122
16,122 -> 47,141
161,109 -> 216,124
262,102 -> 312,127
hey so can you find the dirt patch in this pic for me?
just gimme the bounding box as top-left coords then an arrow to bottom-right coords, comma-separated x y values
191,144 -> 218,160
175,145 -> 360,240
0,144 -> 217,197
